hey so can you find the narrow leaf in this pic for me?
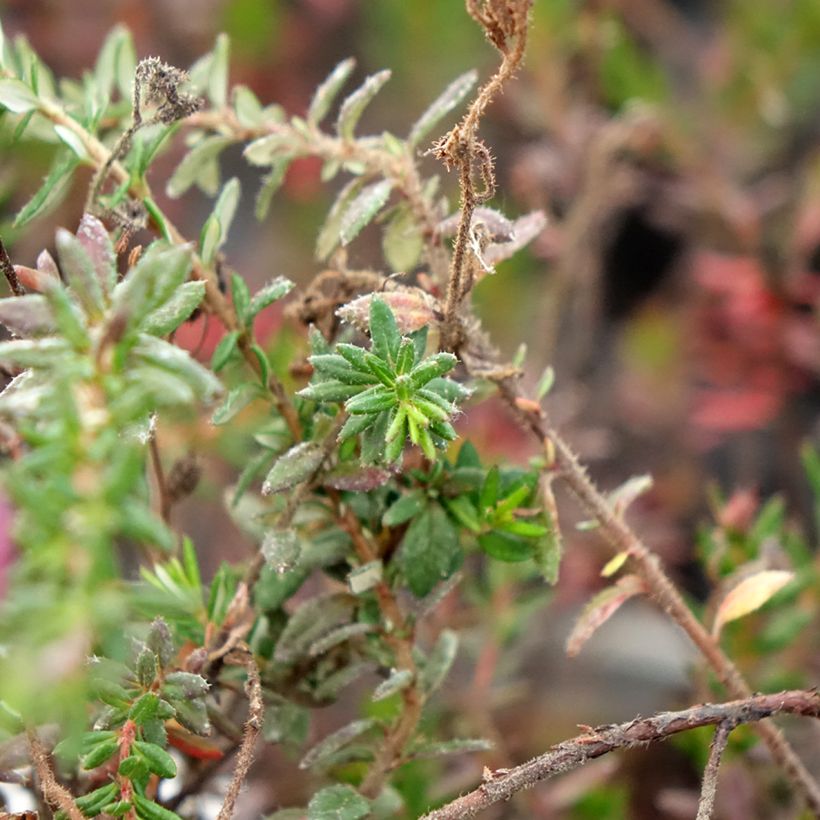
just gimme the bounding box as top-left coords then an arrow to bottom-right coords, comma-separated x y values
420,629 -> 458,694
336,69 -> 391,139
308,57 -> 356,125
0,78 -> 39,112
372,669 -> 413,701
14,150 -> 79,228
248,276 -> 294,320
300,719 -> 377,770
166,135 -> 232,198
339,179 -> 393,246
408,69 -> 478,146
566,575 -> 647,657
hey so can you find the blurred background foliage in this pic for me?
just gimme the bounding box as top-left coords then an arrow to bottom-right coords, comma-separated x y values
0,0 -> 818,817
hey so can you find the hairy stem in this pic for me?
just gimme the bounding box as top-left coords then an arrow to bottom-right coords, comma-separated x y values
328,490 -> 422,799
27,728 -> 84,820
422,689 -> 820,820
491,375 -> 820,815
696,721 -> 732,820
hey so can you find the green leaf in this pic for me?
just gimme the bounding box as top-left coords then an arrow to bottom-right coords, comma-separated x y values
81,737 -> 119,770
0,337 -> 72,369
211,330 -> 240,371
409,737 -> 493,760
111,242 -> 193,331
233,84 -> 264,127
95,24 -> 134,102
76,213 -> 118,296
316,177 -> 363,260
212,382 -> 264,425
337,412 -> 377,442
420,628 -> 458,694
14,150 -> 79,228
133,740 -> 177,779
310,354 -> 375,385
201,176 -> 241,265
480,465 -> 500,511
248,276 -> 295,321
166,135 -> 232,198
133,793 -> 185,820
410,352 -> 458,389
383,490 -> 426,527
76,783 -> 120,816
132,335 -> 223,402
536,365 -> 555,400
141,281 -> 206,336
307,784 -> 370,820
263,441 -> 325,495
261,529 -> 301,574
55,228 -> 105,319
345,385 -> 395,415
383,204 -> 423,272
0,77 -> 39,112
368,297 -> 401,364
255,159 -> 291,220
478,530 -> 534,562
244,133 -> 294,165
408,69 -> 478,147
336,69 -> 391,139
443,495 -> 481,533
300,719 -> 378,771
275,592 -> 356,664
231,272 -> 251,325
398,504 -> 461,597
340,179 -> 393,246
297,380 -> 364,403
372,668 -> 413,701
308,57 -> 356,125
208,33 -> 230,108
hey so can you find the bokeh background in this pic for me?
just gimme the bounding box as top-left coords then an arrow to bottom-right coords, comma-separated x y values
1,0 -> 819,817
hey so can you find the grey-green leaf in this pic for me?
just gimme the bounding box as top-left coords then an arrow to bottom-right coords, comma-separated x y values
166,135 -> 232,198
336,69 -> 391,140
262,441 -> 325,495
420,628 -> 458,694
372,669 -> 413,702
261,529 -> 301,574
340,179 -> 393,246
300,719 -> 378,771
307,785 -> 370,820
248,276 -> 295,321
0,78 -> 39,113
55,228 -> 105,319
141,281 -> 206,336
0,295 -> 55,337
408,69 -> 478,147
14,150 -> 79,228
409,737 -> 493,760
308,57 -> 356,126
316,177 -> 363,260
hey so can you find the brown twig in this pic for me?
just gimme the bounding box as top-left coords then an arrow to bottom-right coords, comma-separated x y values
696,720 -> 732,820
148,432 -> 172,525
0,237 -> 24,296
26,728 -> 84,820
421,689 -> 820,819
487,374 -> 820,815
434,0 -> 533,347
216,645 -> 264,820
327,490 -> 422,799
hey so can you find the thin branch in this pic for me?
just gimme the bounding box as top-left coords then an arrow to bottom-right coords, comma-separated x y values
421,689 -> 820,820
26,728 -> 84,820
696,721 -> 732,820
216,645 -> 264,820
327,489 -> 422,799
486,374 -> 820,815
27,90 -> 302,442
149,432 -> 172,525
0,237 -> 24,296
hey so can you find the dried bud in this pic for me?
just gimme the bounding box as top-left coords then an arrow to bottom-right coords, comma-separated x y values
135,57 -> 203,125
167,454 -> 202,503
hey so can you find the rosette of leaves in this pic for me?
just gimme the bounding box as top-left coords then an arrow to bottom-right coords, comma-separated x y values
298,297 -> 468,463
